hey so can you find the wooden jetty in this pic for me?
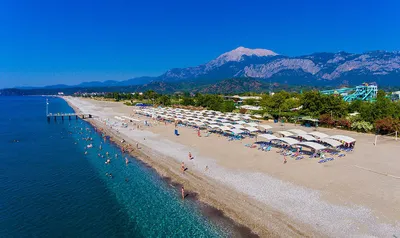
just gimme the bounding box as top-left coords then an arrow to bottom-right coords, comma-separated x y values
46,113 -> 92,121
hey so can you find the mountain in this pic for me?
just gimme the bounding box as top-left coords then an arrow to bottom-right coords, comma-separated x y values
76,76 -> 154,87
5,47 -> 400,91
158,47 -> 281,83
199,78 -> 269,94
157,47 -> 400,86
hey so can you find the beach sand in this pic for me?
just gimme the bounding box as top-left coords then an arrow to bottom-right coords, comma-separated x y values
64,96 -> 400,237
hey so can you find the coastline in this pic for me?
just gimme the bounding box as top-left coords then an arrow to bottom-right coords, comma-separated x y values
63,96 -> 400,237
64,98 -> 315,237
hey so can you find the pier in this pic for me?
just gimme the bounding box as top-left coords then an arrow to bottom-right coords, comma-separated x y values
46,112 -> 92,122
46,98 -> 92,122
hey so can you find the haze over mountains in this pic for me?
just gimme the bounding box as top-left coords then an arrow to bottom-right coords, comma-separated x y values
12,46 -> 400,90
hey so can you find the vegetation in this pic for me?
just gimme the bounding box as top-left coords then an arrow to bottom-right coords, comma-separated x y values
82,88 -> 400,135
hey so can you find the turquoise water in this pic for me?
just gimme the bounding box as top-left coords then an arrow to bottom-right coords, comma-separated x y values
0,96 -> 238,237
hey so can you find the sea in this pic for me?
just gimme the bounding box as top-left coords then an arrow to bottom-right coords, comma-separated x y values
0,96 -> 245,237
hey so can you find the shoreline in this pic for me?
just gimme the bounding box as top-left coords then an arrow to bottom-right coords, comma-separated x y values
63,96 -> 400,237
64,98 -> 315,237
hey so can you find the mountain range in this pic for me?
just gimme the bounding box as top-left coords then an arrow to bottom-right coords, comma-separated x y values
156,47 -> 400,86
8,46 -> 400,93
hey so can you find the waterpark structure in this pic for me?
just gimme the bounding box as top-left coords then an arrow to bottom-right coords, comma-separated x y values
320,83 -> 378,102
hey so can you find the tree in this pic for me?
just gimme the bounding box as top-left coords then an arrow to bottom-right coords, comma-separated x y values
320,94 -> 348,118
113,92 -> 120,101
373,90 -> 395,120
157,95 -> 171,106
271,91 -> 290,109
300,91 -> 323,117
220,101 -> 236,112
243,98 -> 257,106
281,98 -> 300,112
348,100 -> 362,113
181,97 -> 195,106
260,94 -> 273,109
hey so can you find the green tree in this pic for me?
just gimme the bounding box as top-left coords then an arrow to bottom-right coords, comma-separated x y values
157,95 -> 171,106
281,98 -> 300,112
181,97 -> 195,106
373,90 -> 395,120
243,98 -> 257,106
300,91 -> 323,117
220,101 -> 236,112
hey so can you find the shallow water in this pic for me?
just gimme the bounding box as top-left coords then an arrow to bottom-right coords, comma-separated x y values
0,96 -> 235,237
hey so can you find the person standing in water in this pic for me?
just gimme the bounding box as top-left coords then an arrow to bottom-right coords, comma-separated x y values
188,152 -> 192,160
181,186 -> 185,200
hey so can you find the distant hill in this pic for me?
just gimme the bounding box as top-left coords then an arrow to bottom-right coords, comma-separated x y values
199,78 -> 269,94
4,46 -> 400,94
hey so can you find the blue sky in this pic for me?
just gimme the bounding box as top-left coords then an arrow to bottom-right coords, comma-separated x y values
0,0 -> 399,88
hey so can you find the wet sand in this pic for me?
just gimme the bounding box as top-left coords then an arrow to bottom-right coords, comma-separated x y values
64,96 -> 400,237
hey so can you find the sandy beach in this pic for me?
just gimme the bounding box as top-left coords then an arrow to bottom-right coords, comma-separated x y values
64,96 -> 400,237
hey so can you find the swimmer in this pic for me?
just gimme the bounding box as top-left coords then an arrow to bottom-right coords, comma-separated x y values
125,178 -> 129,182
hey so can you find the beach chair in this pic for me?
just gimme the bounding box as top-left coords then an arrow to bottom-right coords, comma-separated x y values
295,156 -> 304,160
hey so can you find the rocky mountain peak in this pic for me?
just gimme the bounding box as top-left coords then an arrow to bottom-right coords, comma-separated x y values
207,46 -> 278,68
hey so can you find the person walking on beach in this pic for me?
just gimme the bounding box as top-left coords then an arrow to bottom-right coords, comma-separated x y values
188,152 -> 192,160
181,186 -> 185,200
181,162 -> 185,174
283,155 -> 287,164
